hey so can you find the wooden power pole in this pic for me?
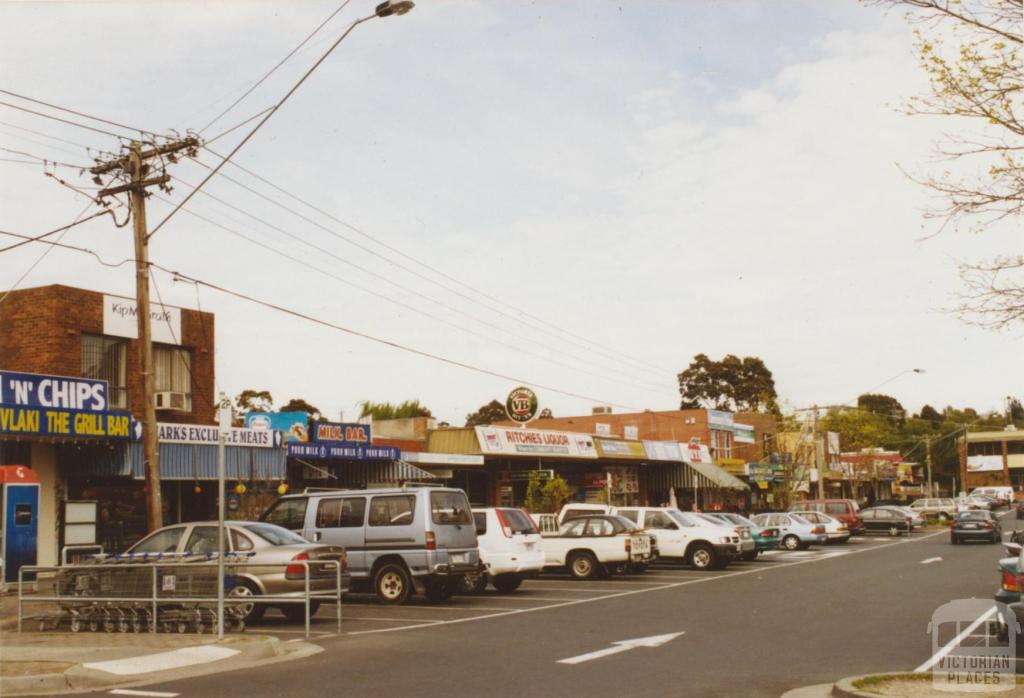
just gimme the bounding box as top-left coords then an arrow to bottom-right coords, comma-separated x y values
91,137 -> 198,532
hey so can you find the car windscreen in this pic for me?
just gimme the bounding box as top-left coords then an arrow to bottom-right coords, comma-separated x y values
242,523 -> 308,546
430,491 -> 473,525
956,511 -> 989,521
667,510 -> 700,527
694,513 -> 726,526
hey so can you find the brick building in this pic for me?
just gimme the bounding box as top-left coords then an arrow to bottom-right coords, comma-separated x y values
0,284 -> 283,565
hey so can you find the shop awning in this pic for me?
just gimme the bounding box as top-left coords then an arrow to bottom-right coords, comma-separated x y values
134,443 -> 286,481
688,461 -> 750,490
302,458 -> 436,485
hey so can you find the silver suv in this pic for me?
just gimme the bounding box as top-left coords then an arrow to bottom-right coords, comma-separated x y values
261,486 -> 479,604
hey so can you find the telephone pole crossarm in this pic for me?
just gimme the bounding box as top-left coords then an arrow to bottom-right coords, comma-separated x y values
89,137 -> 200,176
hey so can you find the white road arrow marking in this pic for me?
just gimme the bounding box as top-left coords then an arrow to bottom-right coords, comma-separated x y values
921,557 -> 943,564
557,632 -> 685,665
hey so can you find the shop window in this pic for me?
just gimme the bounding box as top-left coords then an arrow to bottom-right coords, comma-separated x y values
968,442 -> 1002,456
81,334 -> 127,409
154,344 -> 193,411
1008,441 -> 1024,455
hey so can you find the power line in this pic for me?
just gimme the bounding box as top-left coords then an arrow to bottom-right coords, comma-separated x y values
204,107 -> 273,146
0,145 -> 90,169
0,88 -> 161,137
156,264 -> 647,412
198,0 -> 353,134
0,99 -> 127,139
0,202 -> 94,305
146,9 -> 382,242
0,229 -> 133,268
0,210 -> 113,254
194,150 -> 673,381
154,185 -> 674,395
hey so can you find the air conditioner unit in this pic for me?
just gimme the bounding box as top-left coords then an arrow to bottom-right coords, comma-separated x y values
154,391 -> 187,411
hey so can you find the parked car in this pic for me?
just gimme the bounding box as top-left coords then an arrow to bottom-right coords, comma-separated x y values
859,507 -> 913,536
461,508 -> 544,594
790,511 -> 850,543
950,510 -> 1002,544
751,513 -> 827,550
909,498 -> 958,521
610,506 -> 742,570
126,520 -> 350,623
692,513 -> 756,560
539,514 -> 655,579
705,512 -> 781,560
971,487 -> 1014,507
960,495 -> 993,511
891,505 -> 926,529
789,499 -> 864,535
261,486 -> 479,604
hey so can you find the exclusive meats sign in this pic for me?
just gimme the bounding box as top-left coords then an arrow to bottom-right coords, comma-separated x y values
475,426 -> 598,459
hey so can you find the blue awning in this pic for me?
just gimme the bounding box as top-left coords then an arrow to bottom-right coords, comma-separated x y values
131,443 -> 286,481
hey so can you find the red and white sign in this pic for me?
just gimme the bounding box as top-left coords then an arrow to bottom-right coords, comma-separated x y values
475,426 -> 598,459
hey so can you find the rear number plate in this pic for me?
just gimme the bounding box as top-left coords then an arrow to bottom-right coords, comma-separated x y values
451,553 -> 466,564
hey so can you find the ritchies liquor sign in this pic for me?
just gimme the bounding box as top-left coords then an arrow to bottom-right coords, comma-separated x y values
505,386 -> 538,423
475,426 -> 597,459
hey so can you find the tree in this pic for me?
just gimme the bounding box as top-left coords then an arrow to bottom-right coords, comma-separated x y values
677,353 -> 779,413
857,393 -> 907,426
541,476 -> 573,513
538,408 -> 554,420
1011,398 -> 1024,423
879,0 -> 1023,327
359,400 -> 433,420
524,471 -> 545,513
234,389 -> 273,414
465,400 -> 507,427
279,397 -> 323,422
918,404 -> 943,425
820,409 -> 898,452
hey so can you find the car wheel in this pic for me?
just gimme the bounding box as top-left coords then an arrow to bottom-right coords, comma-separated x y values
374,563 -> 412,605
492,574 -> 523,593
687,543 -> 718,570
991,533 -> 1000,544
569,551 -> 600,580
458,572 -> 488,595
423,577 -> 456,603
742,550 -> 758,562
228,579 -> 265,623
281,601 -> 320,624
782,535 -> 801,551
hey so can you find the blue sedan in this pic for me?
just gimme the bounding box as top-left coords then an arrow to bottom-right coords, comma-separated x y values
751,513 -> 828,551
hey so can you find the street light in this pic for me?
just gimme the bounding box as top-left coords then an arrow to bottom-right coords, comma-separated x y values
376,1 -> 415,17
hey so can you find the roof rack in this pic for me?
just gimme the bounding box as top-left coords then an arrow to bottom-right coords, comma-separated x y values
301,487 -> 353,493
400,481 -> 446,489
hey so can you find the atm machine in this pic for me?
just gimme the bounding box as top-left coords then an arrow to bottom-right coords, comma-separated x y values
0,465 -> 39,588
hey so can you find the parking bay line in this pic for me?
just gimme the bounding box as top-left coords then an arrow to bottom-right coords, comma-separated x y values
348,528 -> 950,636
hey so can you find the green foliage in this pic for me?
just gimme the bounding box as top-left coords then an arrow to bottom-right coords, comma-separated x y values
538,407 -> 554,420
918,404 -> 943,425
677,353 -> 779,414
820,409 -> 897,452
465,400 -> 507,427
235,389 -> 273,414
524,471 -> 545,513
359,400 -> 433,420
857,393 -> 906,427
541,476 -> 573,513
279,397 -> 323,422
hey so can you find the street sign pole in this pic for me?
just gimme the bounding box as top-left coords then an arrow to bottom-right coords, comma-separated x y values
217,393 -> 231,640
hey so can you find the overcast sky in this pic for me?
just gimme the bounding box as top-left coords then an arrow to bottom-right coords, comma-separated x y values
0,1 -> 1017,426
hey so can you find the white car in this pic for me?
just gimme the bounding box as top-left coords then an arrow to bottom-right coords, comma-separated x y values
611,506 -> 742,571
540,514 -> 655,579
790,511 -> 850,543
462,508 -> 545,593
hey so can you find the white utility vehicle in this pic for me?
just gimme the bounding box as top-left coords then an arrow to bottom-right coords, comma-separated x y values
461,507 -> 545,594
539,514 -> 654,579
611,506 -> 742,571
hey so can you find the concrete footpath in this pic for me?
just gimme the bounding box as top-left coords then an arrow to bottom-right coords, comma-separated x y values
0,590 -> 319,696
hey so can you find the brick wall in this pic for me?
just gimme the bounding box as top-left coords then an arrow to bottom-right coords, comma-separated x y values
0,284 -> 215,424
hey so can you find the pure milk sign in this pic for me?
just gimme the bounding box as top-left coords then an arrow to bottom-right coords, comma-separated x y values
103,294 -> 182,345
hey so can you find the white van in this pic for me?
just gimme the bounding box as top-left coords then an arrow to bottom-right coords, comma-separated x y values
970,486 -> 1014,506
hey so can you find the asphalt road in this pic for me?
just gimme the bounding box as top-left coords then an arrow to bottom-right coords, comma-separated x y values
85,510 -> 1018,698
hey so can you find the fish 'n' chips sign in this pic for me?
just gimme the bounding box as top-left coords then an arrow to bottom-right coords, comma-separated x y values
0,371 -> 133,439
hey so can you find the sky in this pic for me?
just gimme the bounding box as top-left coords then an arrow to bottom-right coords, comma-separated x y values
0,1 -> 1018,426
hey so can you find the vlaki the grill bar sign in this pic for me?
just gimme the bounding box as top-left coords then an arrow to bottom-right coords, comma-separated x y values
505,386 -> 538,423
